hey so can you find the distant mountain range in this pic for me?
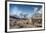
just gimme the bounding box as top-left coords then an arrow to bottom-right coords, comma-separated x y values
10,16 -> 28,20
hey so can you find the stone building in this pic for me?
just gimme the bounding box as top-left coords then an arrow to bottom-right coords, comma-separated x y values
31,14 -> 42,27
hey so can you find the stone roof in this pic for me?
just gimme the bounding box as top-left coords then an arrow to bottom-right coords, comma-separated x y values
31,14 -> 42,19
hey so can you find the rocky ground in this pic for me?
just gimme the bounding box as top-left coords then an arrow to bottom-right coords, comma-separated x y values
10,18 -> 42,29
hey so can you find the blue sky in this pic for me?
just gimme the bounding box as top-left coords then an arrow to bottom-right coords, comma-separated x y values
9,4 -> 42,18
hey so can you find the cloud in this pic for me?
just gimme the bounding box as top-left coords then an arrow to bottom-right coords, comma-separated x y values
37,8 -> 42,14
